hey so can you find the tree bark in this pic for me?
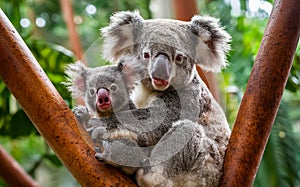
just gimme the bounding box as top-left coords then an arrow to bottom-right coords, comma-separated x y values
0,9 -> 136,187
0,145 -> 39,187
220,0 -> 300,186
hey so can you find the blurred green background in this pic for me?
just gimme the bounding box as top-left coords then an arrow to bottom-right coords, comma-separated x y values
0,0 -> 299,186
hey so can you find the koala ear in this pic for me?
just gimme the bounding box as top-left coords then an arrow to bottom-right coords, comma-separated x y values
101,10 -> 144,62
118,55 -> 146,86
190,15 -> 231,72
64,61 -> 87,98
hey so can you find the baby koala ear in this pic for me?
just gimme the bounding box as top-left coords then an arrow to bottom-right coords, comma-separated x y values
117,55 -> 147,85
101,10 -> 144,62
64,61 -> 87,98
190,15 -> 231,72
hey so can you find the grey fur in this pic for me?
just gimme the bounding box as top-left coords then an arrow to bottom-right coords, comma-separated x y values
65,60 -> 143,174
98,11 -> 232,187
102,11 -> 231,72
65,60 -> 138,118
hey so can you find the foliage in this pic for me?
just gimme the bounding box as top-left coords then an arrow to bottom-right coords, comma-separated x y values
201,0 -> 300,186
255,101 -> 300,187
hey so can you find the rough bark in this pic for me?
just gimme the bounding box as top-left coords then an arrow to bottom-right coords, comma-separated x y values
0,9 -> 136,187
220,0 -> 300,186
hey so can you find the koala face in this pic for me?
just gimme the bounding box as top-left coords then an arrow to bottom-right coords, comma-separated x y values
85,65 -> 130,115
65,62 -> 132,116
140,43 -> 195,91
101,11 -> 231,91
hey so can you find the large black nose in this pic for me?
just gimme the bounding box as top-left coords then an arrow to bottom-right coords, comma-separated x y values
151,53 -> 171,81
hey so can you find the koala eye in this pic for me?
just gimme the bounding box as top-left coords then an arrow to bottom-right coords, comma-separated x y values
175,54 -> 184,64
89,87 -> 96,96
110,84 -> 118,92
143,51 -> 150,59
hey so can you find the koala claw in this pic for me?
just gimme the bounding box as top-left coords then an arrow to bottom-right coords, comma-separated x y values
141,157 -> 150,167
72,106 -> 90,126
95,141 -> 111,162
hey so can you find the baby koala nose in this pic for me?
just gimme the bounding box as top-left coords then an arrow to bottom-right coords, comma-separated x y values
96,88 -> 111,110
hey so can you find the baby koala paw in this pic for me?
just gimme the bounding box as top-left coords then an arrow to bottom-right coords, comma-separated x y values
89,122 -> 110,141
95,141 -> 111,162
72,105 -> 90,129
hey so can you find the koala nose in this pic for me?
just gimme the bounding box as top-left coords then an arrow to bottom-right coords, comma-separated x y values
151,53 -> 171,81
96,88 -> 111,110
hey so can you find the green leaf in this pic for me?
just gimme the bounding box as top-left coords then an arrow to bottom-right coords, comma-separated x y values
0,110 -> 38,138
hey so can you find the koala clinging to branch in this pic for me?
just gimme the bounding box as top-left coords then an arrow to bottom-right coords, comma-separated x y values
65,60 -> 148,175
96,11 -> 232,186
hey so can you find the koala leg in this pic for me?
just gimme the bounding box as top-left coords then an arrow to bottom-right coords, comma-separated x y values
137,119 -> 223,187
95,138 -> 146,175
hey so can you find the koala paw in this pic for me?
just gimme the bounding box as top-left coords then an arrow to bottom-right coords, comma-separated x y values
141,157 -> 151,167
140,157 -> 151,174
95,141 -> 111,162
90,123 -> 110,141
72,106 -> 90,129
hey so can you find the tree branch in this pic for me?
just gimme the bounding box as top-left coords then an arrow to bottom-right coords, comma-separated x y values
0,145 -> 39,187
0,9 -> 136,187
220,0 -> 300,186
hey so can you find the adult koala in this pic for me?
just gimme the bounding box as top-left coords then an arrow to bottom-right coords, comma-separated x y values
97,11 -> 232,187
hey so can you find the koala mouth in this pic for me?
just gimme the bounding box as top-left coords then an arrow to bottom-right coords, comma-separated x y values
96,88 -> 112,112
97,103 -> 111,111
152,77 -> 170,89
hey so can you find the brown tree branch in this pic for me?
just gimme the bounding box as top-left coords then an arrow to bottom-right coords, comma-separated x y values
0,145 -> 39,187
220,0 -> 300,186
0,9 -> 136,187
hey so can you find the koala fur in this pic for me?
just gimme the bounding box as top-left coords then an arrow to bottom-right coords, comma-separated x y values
65,60 -> 146,174
95,11 -> 232,187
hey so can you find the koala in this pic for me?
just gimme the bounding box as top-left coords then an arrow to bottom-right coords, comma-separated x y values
65,60 -> 147,175
94,11 -> 232,187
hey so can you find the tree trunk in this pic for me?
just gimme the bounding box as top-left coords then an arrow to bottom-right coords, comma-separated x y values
220,0 -> 300,186
0,9 -> 136,187
60,0 -> 85,63
60,0 -> 86,106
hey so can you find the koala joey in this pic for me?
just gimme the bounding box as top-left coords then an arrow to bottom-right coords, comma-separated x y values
65,59 -> 147,174
96,11 -> 232,187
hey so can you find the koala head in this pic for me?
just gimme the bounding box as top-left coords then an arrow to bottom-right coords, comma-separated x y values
101,11 -> 231,91
65,60 -> 135,117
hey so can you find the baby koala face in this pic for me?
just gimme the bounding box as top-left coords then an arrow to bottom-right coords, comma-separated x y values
85,65 -> 130,116
65,62 -> 133,117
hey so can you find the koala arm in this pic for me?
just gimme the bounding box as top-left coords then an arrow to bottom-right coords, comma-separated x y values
85,101 -> 169,147
72,105 -> 90,130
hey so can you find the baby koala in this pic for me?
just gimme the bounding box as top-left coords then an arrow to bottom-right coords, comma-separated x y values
65,59 -> 145,174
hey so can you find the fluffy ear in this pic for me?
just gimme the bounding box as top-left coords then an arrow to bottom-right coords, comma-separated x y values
190,15 -> 231,72
117,55 -> 146,87
64,61 -> 87,98
101,10 -> 144,62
